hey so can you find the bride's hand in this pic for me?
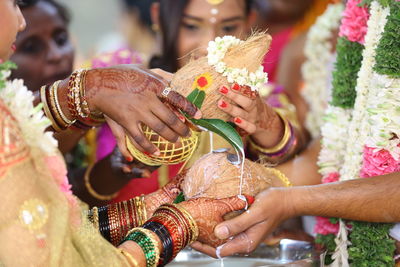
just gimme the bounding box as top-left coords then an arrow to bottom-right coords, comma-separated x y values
144,170 -> 187,217
83,65 -> 201,158
179,196 -> 251,248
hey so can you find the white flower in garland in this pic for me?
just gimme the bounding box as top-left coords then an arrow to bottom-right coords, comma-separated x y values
207,36 -> 268,92
318,106 -> 352,176
339,1 -> 389,181
365,74 -> 400,159
0,71 -> 58,155
302,3 -> 344,138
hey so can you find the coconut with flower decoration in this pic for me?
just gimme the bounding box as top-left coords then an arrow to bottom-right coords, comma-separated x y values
126,33 -> 271,165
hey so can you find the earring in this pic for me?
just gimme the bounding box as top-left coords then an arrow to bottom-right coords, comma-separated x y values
151,24 -> 160,32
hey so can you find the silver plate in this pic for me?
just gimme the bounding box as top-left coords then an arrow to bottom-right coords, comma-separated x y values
170,239 -> 320,267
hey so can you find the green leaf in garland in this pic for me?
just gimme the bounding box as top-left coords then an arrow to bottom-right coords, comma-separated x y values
190,118 -> 244,152
331,37 -> 364,108
173,192 -> 185,204
186,88 -> 206,109
373,1 -> 400,78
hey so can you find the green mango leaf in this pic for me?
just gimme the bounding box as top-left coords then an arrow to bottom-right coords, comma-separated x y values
186,88 -> 206,109
190,118 -> 244,152
173,192 -> 185,204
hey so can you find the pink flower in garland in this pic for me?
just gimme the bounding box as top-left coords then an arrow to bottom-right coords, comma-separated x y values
322,172 -> 340,184
315,217 -> 340,235
339,0 -> 370,44
360,146 -> 400,178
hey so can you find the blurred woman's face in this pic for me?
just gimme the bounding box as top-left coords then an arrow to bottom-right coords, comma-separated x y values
177,0 -> 252,68
0,0 -> 26,62
10,1 -> 74,92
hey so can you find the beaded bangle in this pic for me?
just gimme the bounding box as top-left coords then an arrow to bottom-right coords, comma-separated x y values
149,213 -> 184,259
161,204 -> 198,244
124,228 -> 160,267
84,164 -> 119,201
143,221 -> 173,266
98,206 -> 111,242
88,207 -> 100,230
267,168 -> 292,187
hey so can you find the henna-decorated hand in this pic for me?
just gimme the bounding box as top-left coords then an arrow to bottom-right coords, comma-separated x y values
179,196 -> 250,248
217,83 -> 284,148
84,65 -> 201,157
217,83 -> 277,134
144,170 -> 187,217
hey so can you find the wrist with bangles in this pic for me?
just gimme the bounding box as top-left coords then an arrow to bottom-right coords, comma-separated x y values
90,202 -> 198,266
91,195 -> 148,246
123,203 -> 198,267
248,109 -> 297,162
40,69 -> 105,132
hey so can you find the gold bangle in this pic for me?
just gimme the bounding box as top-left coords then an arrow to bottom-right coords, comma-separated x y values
49,81 -> 69,129
53,80 -> 75,126
171,204 -> 199,244
41,85 -> 63,132
120,249 -> 139,267
84,164 -> 119,201
249,110 -> 291,154
266,168 -> 292,187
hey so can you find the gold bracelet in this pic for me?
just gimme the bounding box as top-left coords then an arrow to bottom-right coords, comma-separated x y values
41,84 -> 63,132
120,249 -> 139,267
168,204 -> 199,244
53,80 -> 75,126
266,167 -> 292,187
248,110 -> 291,154
84,164 -> 119,201
49,80 -> 69,130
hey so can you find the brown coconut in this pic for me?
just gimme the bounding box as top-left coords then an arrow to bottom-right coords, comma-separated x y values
181,151 -> 287,199
170,33 -> 272,121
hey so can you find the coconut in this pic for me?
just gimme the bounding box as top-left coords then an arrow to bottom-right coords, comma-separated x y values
181,151 -> 287,199
170,33 -> 272,121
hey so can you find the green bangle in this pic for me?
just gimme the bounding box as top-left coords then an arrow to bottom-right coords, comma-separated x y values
124,228 -> 160,267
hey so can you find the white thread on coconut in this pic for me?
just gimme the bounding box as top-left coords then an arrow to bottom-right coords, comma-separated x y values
207,36 -> 268,92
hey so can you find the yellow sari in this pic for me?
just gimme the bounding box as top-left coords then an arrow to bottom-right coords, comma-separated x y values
0,99 -> 130,266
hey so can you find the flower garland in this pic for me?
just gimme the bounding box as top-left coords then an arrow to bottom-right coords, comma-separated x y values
316,1 -> 400,266
302,2 -> 344,138
0,62 -> 77,216
0,65 -> 57,155
207,36 -> 268,92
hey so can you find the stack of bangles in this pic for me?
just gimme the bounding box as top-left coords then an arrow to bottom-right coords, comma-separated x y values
248,109 -> 297,163
90,196 -> 147,246
89,203 -> 198,267
124,203 -> 198,267
40,69 -> 105,131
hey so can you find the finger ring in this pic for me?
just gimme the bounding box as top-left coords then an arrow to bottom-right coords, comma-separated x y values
161,87 -> 172,98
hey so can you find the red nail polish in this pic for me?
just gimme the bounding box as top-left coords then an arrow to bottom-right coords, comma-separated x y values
178,114 -> 186,122
234,117 -> 242,124
232,83 -> 240,91
125,156 -> 133,162
245,195 -> 255,205
219,86 -> 229,94
219,100 -> 228,108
